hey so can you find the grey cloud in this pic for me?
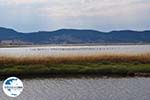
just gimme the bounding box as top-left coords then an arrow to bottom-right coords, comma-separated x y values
0,0 -> 149,32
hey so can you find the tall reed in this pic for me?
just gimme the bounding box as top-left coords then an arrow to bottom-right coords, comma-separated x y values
0,53 -> 150,65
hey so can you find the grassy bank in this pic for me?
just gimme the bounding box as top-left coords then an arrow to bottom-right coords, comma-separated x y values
0,54 -> 150,79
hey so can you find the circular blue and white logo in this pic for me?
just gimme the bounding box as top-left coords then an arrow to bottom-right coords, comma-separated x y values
3,77 -> 24,97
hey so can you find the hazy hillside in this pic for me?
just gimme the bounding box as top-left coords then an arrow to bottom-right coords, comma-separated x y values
0,27 -> 150,44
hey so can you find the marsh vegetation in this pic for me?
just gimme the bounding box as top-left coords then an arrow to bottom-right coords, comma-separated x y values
0,53 -> 150,79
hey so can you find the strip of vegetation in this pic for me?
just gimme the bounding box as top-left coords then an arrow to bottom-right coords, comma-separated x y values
0,62 -> 150,79
0,54 -> 150,79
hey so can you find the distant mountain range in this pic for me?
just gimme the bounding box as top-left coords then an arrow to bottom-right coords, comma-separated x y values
0,27 -> 150,45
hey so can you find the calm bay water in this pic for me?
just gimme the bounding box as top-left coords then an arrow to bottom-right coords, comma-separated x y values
0,78 -> 150,100
0,45 -> 150,57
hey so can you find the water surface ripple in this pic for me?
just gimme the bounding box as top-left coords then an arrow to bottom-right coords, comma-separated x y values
0,78 -> 150,100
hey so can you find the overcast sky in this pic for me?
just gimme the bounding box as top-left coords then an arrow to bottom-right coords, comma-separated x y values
0,0 -> 149,32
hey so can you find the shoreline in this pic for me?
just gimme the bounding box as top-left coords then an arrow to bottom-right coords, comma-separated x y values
1,69 -> 150,81
0,43 -> 150,48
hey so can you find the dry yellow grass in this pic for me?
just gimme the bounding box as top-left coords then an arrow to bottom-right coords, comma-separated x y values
0,53 -> 150,65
